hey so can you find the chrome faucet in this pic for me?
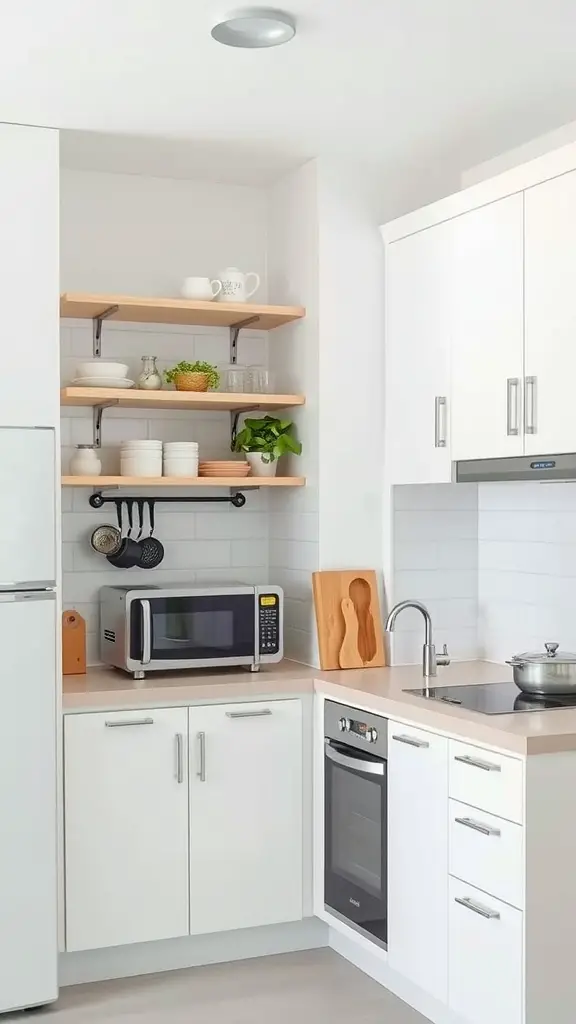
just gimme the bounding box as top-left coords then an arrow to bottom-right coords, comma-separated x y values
385,600 -> 450,678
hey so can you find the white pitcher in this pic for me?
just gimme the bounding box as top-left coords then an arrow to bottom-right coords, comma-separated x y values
218,267 -> 260,302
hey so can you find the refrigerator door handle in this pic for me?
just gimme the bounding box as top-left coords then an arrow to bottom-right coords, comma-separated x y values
0,591 -> 56,603
0,581 -> 56,592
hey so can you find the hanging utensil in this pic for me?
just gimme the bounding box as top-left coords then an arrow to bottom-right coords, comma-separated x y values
107,500 -> 142,569
90,521 -> 122,556
137,500 -> 165,569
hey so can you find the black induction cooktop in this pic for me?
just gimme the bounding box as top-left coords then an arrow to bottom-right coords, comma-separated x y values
404,681 -> 576,715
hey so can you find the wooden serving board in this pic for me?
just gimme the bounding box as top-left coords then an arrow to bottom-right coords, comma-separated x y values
312,570 -> 385,670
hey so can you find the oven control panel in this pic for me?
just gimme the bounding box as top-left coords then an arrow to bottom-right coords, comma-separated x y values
258,594 -> 280,654
339,716 -> 378,743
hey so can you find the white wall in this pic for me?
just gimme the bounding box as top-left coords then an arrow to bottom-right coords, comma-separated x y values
60,168 -> 268,298
461,119 -> 576,187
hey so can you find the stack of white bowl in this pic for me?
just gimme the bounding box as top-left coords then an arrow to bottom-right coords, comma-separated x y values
163,442 -> 199,477
120,440 -> 163,478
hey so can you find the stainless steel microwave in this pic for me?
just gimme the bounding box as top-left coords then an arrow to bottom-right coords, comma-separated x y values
99,585 -> 283,678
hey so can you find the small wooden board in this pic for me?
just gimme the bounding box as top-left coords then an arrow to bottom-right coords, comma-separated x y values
312,570 -> 386,670
62,610 -> 87,675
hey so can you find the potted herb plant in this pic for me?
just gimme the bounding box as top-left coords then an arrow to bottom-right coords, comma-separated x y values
164,360 -> 220,392
233,415 -> 302,477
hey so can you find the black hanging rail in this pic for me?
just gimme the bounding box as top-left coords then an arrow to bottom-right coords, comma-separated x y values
89,491 -> 247,509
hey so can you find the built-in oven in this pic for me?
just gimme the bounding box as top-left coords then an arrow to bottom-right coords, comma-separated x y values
324,700 -> 387,948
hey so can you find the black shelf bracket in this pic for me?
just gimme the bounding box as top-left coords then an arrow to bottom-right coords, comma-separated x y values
92,304 -> 119,358
88,491 -> 247,510
229,315 -> 260,365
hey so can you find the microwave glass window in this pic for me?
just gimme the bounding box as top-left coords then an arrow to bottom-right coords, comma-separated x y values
130,594 -> 255,661
330,764 -> 382,899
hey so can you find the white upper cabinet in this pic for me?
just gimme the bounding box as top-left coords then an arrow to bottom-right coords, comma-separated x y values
0,124 -> 59,427
0,428 -> 56,587
450,194 -> 524,462
189,700 -> 303,935
65,708 -> 189,951
388,722 -> 448,1003
385,221 -> 453,485
524,169 -> 576,455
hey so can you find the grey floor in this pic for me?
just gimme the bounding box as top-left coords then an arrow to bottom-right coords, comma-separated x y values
20,949 -> 428,1022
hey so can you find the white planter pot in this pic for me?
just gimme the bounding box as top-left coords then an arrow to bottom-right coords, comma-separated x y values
246,452 -> 278,477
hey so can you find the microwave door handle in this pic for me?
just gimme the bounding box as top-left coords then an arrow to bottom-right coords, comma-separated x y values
324,739 -> 385,776
140,599 -> 152,665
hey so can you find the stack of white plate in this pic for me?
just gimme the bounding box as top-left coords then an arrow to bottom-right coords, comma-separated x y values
71,361 -> 135,389
163,442 -> 199,478
120,440 -> 162,477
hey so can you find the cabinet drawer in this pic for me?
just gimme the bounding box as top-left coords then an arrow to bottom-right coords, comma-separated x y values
448,876 -> 523,1024
449,739 -> 523,824
449,799 -> 524,909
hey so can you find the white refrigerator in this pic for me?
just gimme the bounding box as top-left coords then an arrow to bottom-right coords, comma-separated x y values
0,427 -> 58,1011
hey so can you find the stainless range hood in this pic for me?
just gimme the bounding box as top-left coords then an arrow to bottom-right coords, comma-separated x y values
456,454 -> 576,483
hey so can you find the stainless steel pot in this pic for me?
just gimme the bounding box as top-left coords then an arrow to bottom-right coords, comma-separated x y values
507,642 -> 576,694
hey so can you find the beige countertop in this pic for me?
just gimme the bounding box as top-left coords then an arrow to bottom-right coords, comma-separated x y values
62,659 -> 576,756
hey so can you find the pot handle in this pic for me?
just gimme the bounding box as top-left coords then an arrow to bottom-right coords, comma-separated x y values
506,659 -> 526,668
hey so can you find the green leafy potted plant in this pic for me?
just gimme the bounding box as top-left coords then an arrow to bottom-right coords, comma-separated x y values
233,415 -> 302,477
164,360 -> 220,393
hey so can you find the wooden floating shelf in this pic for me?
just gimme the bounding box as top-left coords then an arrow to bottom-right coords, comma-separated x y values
61,476 -> 306,489
60,293 -> 305,331
60,387 -> 305,412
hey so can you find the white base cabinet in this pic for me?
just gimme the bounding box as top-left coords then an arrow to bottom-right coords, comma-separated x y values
387,722 -> 448,1004
189,700 -> 303,934
64,709 -> 189,951
64,698 -> 304,952
448,876 -> 522,1024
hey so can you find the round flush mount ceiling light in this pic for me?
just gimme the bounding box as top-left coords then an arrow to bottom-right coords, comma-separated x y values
211,7 -> 296,48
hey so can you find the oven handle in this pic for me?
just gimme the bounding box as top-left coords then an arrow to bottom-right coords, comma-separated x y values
324,738 -> 385,776
140,599 -> 152,666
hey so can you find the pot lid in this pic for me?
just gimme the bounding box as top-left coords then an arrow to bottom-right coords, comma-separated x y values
511,642 -> 576,664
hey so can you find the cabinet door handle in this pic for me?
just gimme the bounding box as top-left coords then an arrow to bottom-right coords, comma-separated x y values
506,378 -> 520,436
226,708 -> 272,719
455,895 -> 500,920
454,815 -> 501,837
105,717 -> 154,728
140,599 -> 152,665
197,731 -> 206,782
392,734 -> 430,749
175,733 -> 184,784
454,753 -> 501,772
525,375 -> 537,434
434,396 -> 447,448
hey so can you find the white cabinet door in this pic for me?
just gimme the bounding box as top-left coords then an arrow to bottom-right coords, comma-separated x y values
524,169 -> 576,455
448,876 -> 522,1024
451,194 -> 524,461
65,708 -> 189,951
0,428 -> 56,587
0,594 -> 57,1011
189,700 -> 303,935
387,722 -> 448,1003
0,124 -> 59,427
385,221 -> 453,485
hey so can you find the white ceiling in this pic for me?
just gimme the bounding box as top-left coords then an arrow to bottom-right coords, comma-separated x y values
3,0 -> 576,184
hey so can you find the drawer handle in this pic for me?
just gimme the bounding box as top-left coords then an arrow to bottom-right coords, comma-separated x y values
454,895 -> 501,920
392,734 -> 430,749
226,709 -> 272,719
454,753 -> 501,772
454,815 -> 501,837
105,717 -> 154,728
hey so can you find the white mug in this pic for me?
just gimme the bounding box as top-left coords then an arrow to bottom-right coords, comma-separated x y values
181,277 -> 222,301
217,267 -> 260,303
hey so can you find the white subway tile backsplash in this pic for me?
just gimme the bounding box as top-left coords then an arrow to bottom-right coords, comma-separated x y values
394,539 -> 478,572
394,483 -> 478,511
394,510 -> 479,543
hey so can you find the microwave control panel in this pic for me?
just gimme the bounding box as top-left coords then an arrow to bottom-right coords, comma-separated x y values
258,594 -> 280,654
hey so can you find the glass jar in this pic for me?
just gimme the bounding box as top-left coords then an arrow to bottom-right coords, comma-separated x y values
70,445 -> 102,476
137,355 -> 162,390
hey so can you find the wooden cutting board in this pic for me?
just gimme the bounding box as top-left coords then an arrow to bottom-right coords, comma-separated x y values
312,570 -> 386,670
62,609 -> 87,675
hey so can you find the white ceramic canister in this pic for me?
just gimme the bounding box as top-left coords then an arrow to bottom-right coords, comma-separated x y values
70,445 -> 102,476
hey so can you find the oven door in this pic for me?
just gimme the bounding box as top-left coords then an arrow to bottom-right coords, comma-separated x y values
324,737 -> 387,946
129,592 -> 256,668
